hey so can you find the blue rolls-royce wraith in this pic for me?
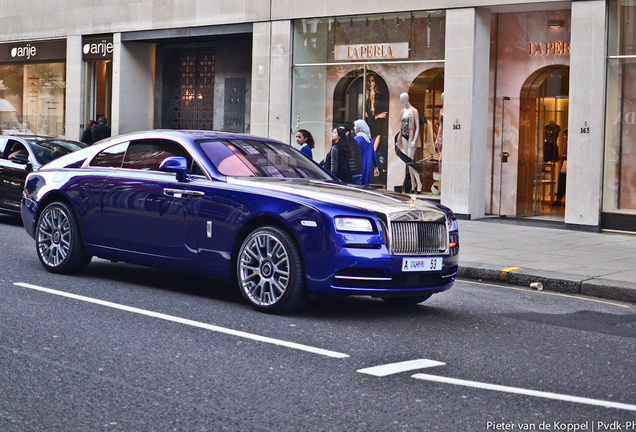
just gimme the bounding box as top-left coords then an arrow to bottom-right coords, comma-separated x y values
21,130 -> 459,313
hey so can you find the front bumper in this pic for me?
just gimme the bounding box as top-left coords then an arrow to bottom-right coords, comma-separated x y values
307,243 -> 459,297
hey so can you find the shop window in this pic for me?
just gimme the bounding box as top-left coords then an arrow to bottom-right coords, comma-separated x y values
292,12 -> 445,190
0,62 -> 66,137
604,1 -> 636,212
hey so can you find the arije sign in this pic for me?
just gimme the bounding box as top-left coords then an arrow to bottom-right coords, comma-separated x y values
82,37 -> 114,60
11,44 -> 37,60
0,40 -> 66,63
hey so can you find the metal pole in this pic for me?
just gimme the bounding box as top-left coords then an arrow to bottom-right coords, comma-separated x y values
498,96 -> 510,217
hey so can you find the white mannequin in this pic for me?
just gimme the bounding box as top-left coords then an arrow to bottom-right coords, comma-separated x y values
398,92 -> 422,193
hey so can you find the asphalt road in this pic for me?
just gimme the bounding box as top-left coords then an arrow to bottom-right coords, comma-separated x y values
1,214 -> 635,431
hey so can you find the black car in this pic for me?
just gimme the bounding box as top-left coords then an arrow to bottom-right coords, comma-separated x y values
0,135 -> 85,215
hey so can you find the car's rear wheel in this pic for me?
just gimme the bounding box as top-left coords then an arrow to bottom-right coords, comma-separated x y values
36,202 -> 92,274
381,293 -> 433,305
237,226 -> 308,313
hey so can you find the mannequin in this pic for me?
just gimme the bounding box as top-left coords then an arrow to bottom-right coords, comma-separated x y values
544,121 -> 561,162
435,93 -> 444,164
397,92 -> 422,193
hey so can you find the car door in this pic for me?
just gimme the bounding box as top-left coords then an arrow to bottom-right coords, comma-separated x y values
0,138 -> 32,214
100,138 -> 197,260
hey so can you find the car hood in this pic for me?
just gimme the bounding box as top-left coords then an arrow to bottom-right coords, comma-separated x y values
228,178 -> 452,219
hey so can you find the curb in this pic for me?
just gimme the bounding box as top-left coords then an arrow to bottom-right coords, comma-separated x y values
458,261 -> 636,304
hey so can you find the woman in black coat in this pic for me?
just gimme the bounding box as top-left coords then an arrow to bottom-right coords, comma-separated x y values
328,128 -> 353,183
81,120 -> 96,145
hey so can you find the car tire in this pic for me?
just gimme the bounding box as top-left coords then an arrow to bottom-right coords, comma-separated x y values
382,294 -> 433,305
237,226 -> 308,313
36,202 -> 92,274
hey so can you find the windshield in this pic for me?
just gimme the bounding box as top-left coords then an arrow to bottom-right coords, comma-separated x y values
198,139 -> 333,180
24,137 -> 86,165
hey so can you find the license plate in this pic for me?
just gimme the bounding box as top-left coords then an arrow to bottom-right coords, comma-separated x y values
402,257 -> 443,272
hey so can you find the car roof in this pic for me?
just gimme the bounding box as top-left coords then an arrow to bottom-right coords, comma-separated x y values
0,135 -> 82,143
102,130 -> 284,145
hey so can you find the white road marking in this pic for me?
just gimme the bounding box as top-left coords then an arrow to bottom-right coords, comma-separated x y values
358,359 -> 445,376
14,282 -> 349,359
412,373 -> 636,412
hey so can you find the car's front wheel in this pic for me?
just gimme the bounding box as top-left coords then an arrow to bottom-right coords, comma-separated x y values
237,226 -> 308,313
36,202 -> 92,274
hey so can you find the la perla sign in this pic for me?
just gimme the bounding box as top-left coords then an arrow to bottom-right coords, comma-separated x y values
334,42 -> 409,61
528,41 -> 570,56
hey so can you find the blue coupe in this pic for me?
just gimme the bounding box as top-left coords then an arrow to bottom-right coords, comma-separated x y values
21,130 -> 459,313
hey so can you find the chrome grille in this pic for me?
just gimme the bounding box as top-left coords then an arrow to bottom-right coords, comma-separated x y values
390,221 -> 448,255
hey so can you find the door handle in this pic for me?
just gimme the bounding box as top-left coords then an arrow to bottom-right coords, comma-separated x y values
164,188 -> 187,198
163,188 -> 205,198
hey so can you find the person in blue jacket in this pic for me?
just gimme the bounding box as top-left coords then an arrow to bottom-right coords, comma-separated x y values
353,119 -> 379,185
296,129 -> 315,160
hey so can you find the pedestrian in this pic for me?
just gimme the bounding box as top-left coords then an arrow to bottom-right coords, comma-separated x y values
327,127 -> 353,183
92,116 -> 111,143
339,124 -> 363,185
296,129 -> 315,160
353,119 -> 379,185
81,120 -> 96,145
553,129 -> 568,206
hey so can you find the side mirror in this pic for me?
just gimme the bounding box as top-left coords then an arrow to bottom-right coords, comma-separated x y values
159,156 -> 188,182
10,153 -> 31,167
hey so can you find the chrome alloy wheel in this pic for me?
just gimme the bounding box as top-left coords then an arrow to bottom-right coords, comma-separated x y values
37,206 -> 72,268
238,232 -> 291,307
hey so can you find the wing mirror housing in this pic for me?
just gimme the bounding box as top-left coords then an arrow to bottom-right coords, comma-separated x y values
160,156 -> 188,182
10,154 -> 32,170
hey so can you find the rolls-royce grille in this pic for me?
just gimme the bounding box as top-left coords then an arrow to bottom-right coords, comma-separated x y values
390,221 -> 448,255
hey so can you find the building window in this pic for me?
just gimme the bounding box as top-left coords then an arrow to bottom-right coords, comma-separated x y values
604,0 -> 636,212
0,62 -> 66,137
291,12 -> 445,192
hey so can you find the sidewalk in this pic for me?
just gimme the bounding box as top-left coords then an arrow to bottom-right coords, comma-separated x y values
457,218 -> 636,304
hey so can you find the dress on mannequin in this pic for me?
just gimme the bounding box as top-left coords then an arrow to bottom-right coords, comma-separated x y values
544,121 -> 561,162
397,92 -> 422,193
365,74 -> 388,152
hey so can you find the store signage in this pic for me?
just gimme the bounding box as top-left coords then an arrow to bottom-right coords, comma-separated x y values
334,42 -> 409,61
82,37 -> 114,60
0,40 -> 66,63
11,44 -> 37,60
528,41 -> 570,56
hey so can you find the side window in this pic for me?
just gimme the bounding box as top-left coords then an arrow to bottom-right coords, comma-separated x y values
122,139 -> 192,171
89,142 -> 129,168
190,160 -> 206,177
4,139 -> 28,160
0,138 -> 7,159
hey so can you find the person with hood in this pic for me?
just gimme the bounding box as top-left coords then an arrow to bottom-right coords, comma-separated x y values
338,123 -> 363,185
327,127 -> 353,183
353,119 -> 379,185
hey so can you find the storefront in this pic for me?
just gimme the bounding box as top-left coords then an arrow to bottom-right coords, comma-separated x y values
82,36 -> 113,132
487,10 -> 571,217
120,24 -> 254,133
291,12 -> 445,193
0,40 -> 66,137
603,0 -> 636,231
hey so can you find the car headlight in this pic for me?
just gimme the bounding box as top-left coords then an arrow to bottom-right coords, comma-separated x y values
447,217 -> 458,232
334,217 -> 374,233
